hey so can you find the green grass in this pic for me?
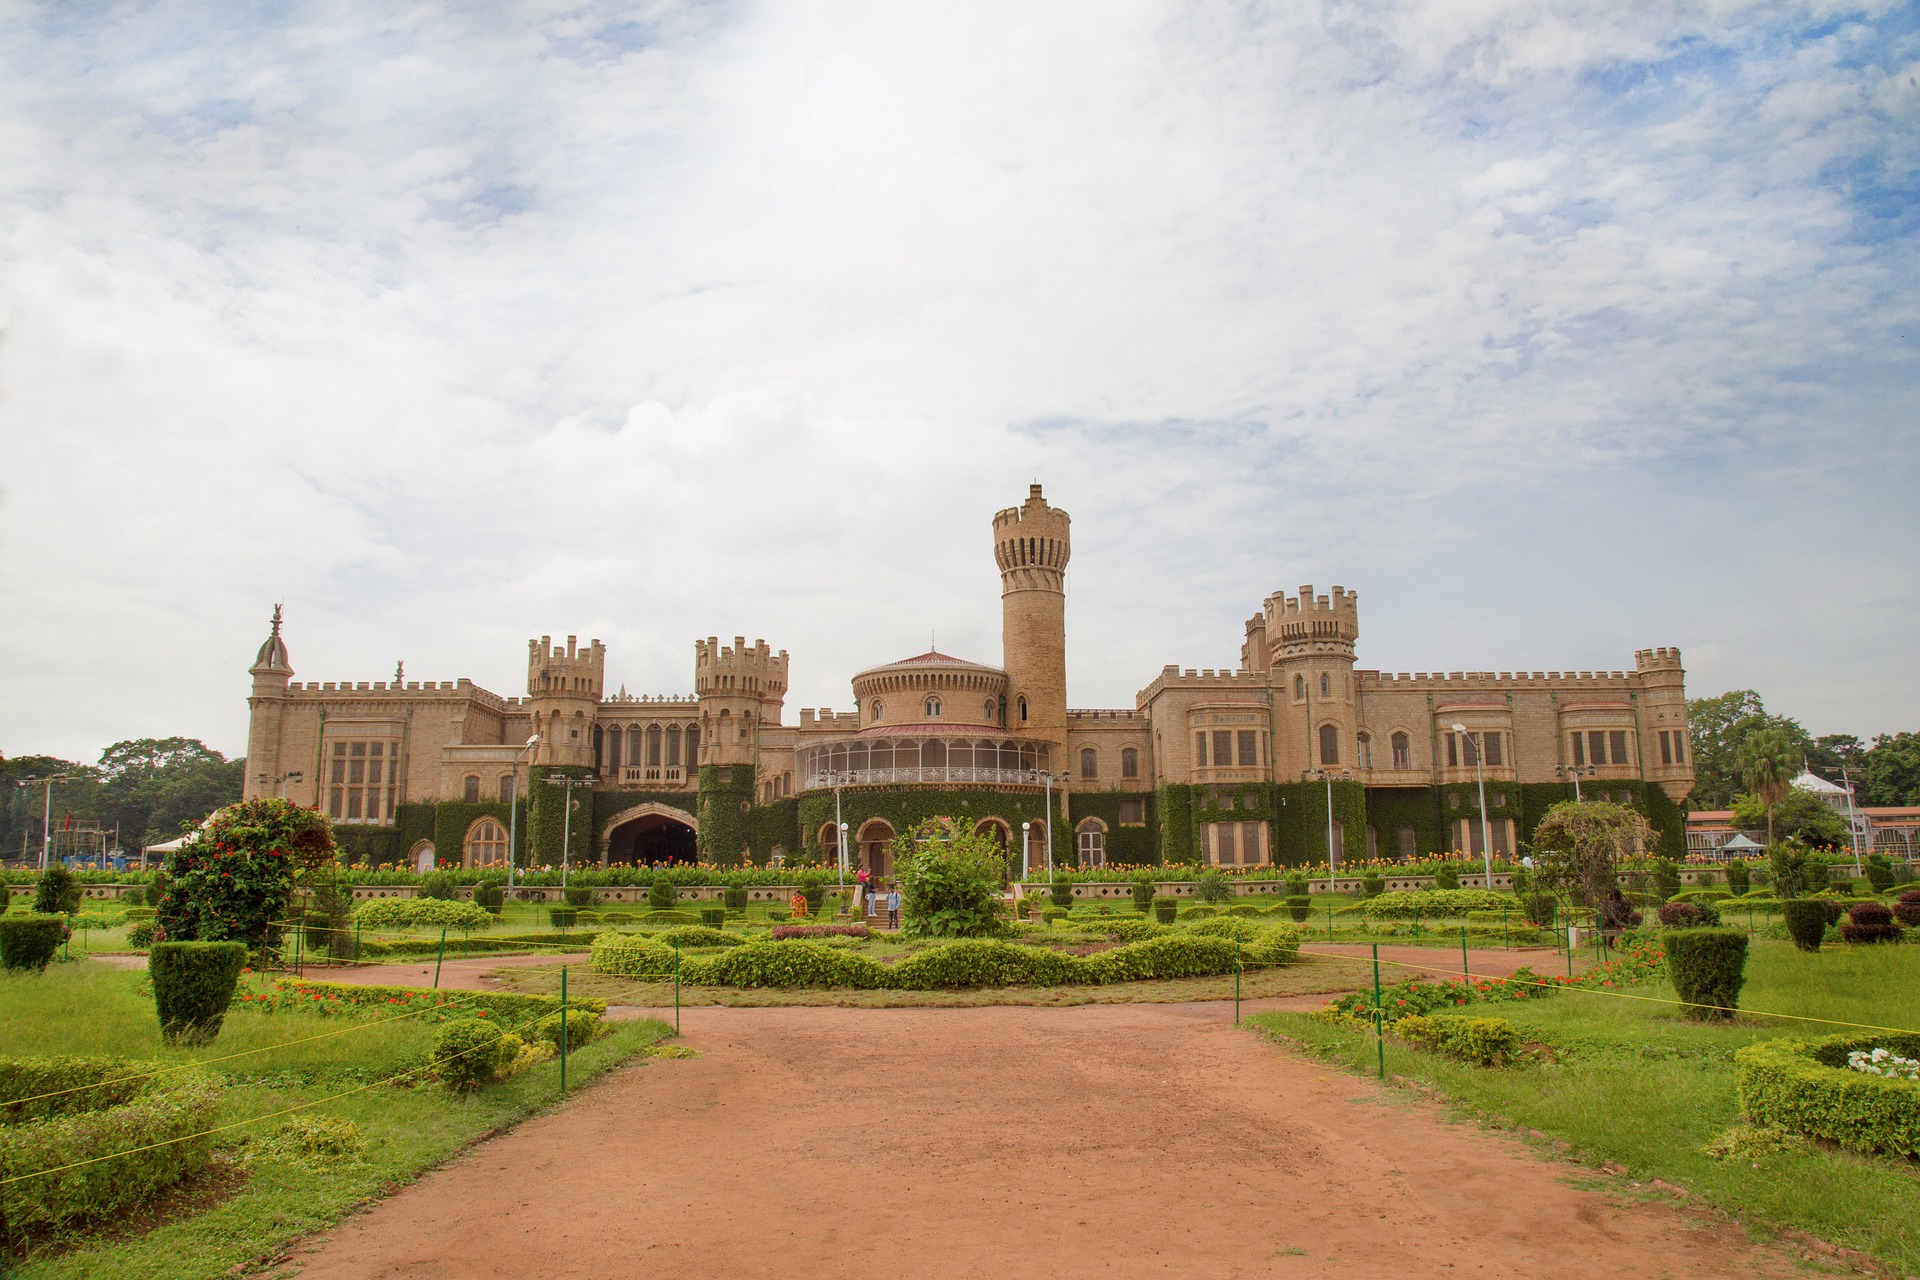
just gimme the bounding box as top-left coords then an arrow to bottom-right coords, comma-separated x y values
1,959 -> 673,1279
1250,941 -> 1920,1273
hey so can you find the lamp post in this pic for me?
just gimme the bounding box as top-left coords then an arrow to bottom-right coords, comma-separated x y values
1021,821 -> 1032,882
17,775 -> 75,872
834,774 -> 846,887
1453,723 -> 1495,889
1041,770 -> 1054,882
507,735 -> 538,891
257,770 -> 303,799
1554,763 -> 1593,801
544,773 -> 594,890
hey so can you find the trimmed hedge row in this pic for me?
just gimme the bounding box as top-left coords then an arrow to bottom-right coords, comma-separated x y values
1736,1032 -> 1920,1156
1361,889 -> 1520,919
588,925 -> 1302,990
0,1060 -> 221,1240
275,979 -> 605,1022
353,898 -> 495,930
1395,1014 -> 1523,1066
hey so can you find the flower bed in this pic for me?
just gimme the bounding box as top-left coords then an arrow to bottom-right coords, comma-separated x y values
261,979 -> 604,1026
1736,1032 -> 1920,1157
0,1057 -> 222,1240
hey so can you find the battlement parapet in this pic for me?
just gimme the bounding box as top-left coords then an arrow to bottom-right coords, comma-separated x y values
603,692 -> 698,706
287,678 -> 502,704
796,708 -> 862,730
1264,583 -> 1359,644
528,635 -> 605,700
694,635 -> 790,697
1136,664 -> 1268,705
1067,708 -> 1146,722
1634,646 -> 1685,672
1356,668 -> 1652,691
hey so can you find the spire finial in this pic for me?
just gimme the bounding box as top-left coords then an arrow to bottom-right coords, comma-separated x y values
394,659 -> 405,683
270,602 -> 283,636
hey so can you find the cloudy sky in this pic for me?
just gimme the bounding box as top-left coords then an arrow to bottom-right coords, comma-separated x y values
1,0 -> 1914,764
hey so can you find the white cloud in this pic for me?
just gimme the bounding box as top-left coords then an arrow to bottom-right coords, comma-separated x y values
0,0 -> 1914,762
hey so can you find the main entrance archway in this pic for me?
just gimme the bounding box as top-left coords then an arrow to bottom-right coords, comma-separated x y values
602,803 -> 699,867
858,819 -> 896,880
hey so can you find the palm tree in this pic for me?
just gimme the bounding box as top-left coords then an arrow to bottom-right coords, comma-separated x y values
1741,728 -> 1795,846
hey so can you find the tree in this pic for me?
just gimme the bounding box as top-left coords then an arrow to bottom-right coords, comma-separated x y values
1684,691 -> 1812,809
1861,732 -> 1920,806
157,798 -> 335,950
892,817 -> 1010,939
1740,728 -> 1796,845
93,738 -> 245,848
1730,788 -> 1849,849
1530,800 -> 1654,915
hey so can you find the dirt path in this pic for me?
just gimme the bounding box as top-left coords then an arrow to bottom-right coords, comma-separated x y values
290,1003 -> 1791,1280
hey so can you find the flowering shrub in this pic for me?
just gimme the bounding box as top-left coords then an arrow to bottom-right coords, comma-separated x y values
769,924 -> 870,941
1321,946 -> 1666,1025
157,798 -> 334,948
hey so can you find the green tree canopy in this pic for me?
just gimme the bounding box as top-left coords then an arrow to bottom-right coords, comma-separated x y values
892,817 -> 1010,939
1685,690 -> 1812,809
1739,728 -> 1797,845
1530,800 -> 1654,911
1730,788 -> 1849,849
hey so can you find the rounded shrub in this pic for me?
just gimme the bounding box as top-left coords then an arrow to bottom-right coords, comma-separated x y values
532,1008 -> 603,1050
473,878 -> 506,913
723,885 -> 748,912
1151,897 -> 1177,924
549,908 -> 578,929
1285,895 -> 1311,922
1891,889 -> 1920,929
1659,901 -> 1721,928
1782,899 -> 1829,952
431,1018 -> 521,1091
126,922 -> 156,949
563,884 -> 594,908
1736,1031 -> 1920,1156
1360,873 -> 1384,898
353,898 -> 494,930
1665,928 -> 1747,1020
0,882 -> 10,914
656,925 -> 745,947
420,871 -> 455,900
648,877 -> 677,910
1725,860 -> 1750,896
145,872 -> 169,908
149,941 -> 249,1044
1433,863 -> 1460,891
1048,880 -> 1074,910
1840,902 -> 1903,945
0,916 -> 67,973
1864,855 -> 1895,895
1653,859 -> 1682,902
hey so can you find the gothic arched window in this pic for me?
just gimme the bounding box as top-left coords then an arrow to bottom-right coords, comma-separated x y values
1079,748 -> 1097,779
925,696 -> 942,718
1121,747 -> 1138,779
1319,723 -> 1340,766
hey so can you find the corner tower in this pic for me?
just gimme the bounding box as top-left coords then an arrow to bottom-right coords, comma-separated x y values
243,605 -> 294,800
1265,585 -> 1360,779
528,635 -> 604,768
695,636 -> 790,768
995,484 -> 1070,749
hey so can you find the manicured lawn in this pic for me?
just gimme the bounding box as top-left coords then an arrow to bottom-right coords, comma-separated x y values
1,959 -> 672,1279
1250,941 -> 1920,1274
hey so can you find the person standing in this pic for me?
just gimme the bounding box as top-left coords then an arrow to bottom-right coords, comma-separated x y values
886,886 -> 900,929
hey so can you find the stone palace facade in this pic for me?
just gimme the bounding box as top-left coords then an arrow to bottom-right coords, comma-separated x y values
243,485 -> 1695,876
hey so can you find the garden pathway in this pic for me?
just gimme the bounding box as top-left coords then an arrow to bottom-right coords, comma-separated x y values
289,1001 -> 1794,1280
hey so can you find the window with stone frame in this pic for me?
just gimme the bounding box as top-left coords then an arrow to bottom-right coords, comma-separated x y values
328,739 -> 397,824
1483,732 -> 1503,767
1080,748 -> 1097,779
1238,730 -> 1259,767
464,817 -> 508,868
462,775 -> 479,804
498,776 -> 515,804
1213,730 -> 1234,767
1356,733 -> 1372,770
1121,747 -> 1139,778
1319,723 -> 1339,766
1118,797 -> 1146,825
1398,826 -> 1417,858
1609,730 -> 1629,767
1391,732 -> 1411,770
1076,820 -> 1106,866
1320,673 -> 1331,698
1194,732 -> 1207,767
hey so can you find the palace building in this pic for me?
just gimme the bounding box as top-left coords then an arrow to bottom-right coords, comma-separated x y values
242,485 -> 1695,876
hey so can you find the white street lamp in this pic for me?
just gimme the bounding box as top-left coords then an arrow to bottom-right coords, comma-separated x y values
1453,723 -> 1495,889
1021,821 -> 1032,882
1555,762 -> 1593,801
507,734 -> 538,891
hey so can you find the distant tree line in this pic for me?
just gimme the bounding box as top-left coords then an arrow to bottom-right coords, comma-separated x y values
1687,689 -> 1920,812
0,738 -> 246,859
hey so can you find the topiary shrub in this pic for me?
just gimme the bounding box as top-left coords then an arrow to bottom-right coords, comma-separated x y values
420,872 -> 454,900
0,882 -> 9,915
549,908 -> 578,928
1840,902 -> 1903,945
531,1008 -> 603,1051
1803,858 -> 1830,894
1284,871 -> 1308,897
659,925 -> 747,947
33,865 -> 81,917
1665,928 -> 1747,1020
1865,855 -> 1894,895
648,878 -> 677,910
1653,859 -> 1682,902
1725,860 -> 1749,896
353,898 -> 494,930
1395,1014 -> 1522,1066
1891,889 -> 1920,928
563,884 -> 594,908
126,922 -> 156,949
802,884 -> 826,915
1659,900 -> 1722,928
0,916 -> 66,973
149,941 -> 249,1044
123,906 -> 156,923
1285,895 -> 1311,922
431,1018 -> 521,1091
1433,863 -> 1460,891
1048,879 -> 1074,910
723,885 -> 748,912
1782,899 -> 1829,952
1131,878 -> 1156,912
697,908 -> 724,927
1360,873 -> 1384,897
1736,1032 -> 1920,1156
473,877 -> 506,913
1152,896 -> 1176,923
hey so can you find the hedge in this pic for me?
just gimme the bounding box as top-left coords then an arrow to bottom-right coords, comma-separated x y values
1736,1032 -> 1920,1156
353,898 -> 495,930
0,1062 -> 221,1239
0,915 -> 66,973
273,979 -> 604,1023
1362,889 -> 1520,919
1395,1014 -> 1523,1066
1782,899 -> 1829,951
432,1018 -> 523,1091
149,941 -> 248,1045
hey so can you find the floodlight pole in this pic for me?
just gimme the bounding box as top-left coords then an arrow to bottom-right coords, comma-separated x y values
1043,771 -> 1054,882
18,775 -> 75,873
507,735 -> 539,890
544,772 -> 594,890
1454,723 -> 1494,889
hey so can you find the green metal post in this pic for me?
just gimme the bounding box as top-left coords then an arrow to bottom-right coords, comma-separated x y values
673,941 -> 681,1036
1413,906 -> 1421,939
433,926 -> 447,988
1460,925 -> 1469,981
295,922 -> 304,978
1326,899 -> 1333,940
1372,943 -> 1385,1080
354,920 -> 362,963
1234,939 -> 1242,1026
559,965 -> 569,1094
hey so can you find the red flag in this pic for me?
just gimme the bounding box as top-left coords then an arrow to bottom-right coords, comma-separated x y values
63,811 -> 73,831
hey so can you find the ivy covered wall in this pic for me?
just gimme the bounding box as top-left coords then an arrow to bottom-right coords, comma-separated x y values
1065,790 -> 1159,866
794,787 -> 1063,871
1270,780 -> 1367,867
696,763 -> 756,866
1156,783 -> 1195,864
528,766 -> 596,866
1363,787 -> 1443,859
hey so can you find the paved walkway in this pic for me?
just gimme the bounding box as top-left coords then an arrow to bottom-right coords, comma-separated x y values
288,1002 -> 1794,1280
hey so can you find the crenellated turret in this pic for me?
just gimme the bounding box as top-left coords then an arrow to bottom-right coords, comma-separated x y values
995,483 -> 1071,747
1266,585 -> 1361,781
243,605 -> 294,800
695,636 -> 789,767
528,635 -> 604,768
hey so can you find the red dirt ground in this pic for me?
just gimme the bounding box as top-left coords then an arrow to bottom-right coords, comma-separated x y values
287,1000 -> 1797,1280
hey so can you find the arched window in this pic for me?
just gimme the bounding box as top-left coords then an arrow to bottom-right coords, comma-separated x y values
498,776 -> 515,804
1356,733 -> 1372,770
1121,747 -> 1138,779
463,775 -> 480,804
871,699 -> 884,722
984,698 -> 996,722
1320,673 -> 1331,698
686,725 -> 700,766
925,696 -> 942,718
1076,818 -> 1107,866
606,726 -> 622,770
1080,748 -> 1097,779
1319,724 -> 1339,766
1017,695 -> 1028,722
1391,732 -> 1411,770
1294,675 -> 1305,700
819,823 -> 841,857
463,817 -> 508,868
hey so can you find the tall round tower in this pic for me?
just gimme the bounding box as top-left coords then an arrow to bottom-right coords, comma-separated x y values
994,484 -> 1070,750
244,605 -> 294,800
528,635 -> 604,768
